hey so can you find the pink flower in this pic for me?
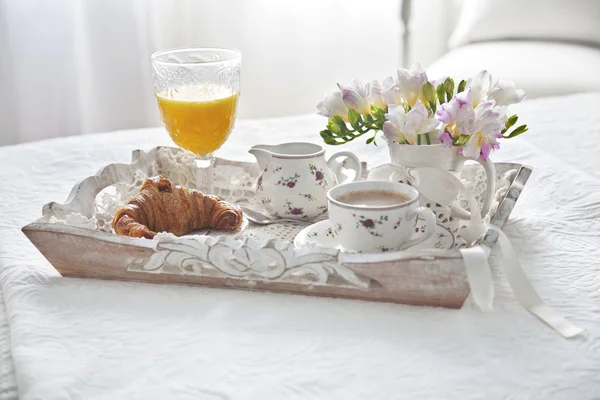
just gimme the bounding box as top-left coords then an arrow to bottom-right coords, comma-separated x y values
435,87 -> 507,159
287,181 -> 295,188
315,171 -> 323,180
462,101 -> 507,159
436,128 -> 453,148
362,219 -> 375,228
291,208 -> 303,215
435,89 -> 475,135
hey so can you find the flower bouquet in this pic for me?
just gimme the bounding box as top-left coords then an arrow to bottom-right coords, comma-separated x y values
317,64 -> 527,160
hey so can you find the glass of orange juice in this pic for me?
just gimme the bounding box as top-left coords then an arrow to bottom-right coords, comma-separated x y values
151,48 -> 241,192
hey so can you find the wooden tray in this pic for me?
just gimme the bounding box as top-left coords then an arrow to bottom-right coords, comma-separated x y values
22,147 -> 531,308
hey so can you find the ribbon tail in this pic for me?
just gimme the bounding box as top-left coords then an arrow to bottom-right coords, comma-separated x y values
490,225 -> 584,338
460,246 -> 494,312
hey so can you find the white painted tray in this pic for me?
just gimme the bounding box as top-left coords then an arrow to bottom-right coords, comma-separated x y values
22,147 -> 531,308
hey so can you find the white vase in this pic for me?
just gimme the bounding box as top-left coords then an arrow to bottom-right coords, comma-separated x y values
384,140 -> 496,220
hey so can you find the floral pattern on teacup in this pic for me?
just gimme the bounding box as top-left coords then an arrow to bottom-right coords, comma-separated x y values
352,214 -> 388,237
393,217 -> 403,230
309,164 -> 328,188
415,224 -> 426,233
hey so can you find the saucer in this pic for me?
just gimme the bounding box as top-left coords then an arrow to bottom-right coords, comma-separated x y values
294,218 -> 455,253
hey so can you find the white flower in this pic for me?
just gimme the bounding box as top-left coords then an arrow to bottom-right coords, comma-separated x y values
468,70 -> 526,107
383,102 -> 439,145
487,80 -> 526,106
369,79 -> 386,108
469,70 -> 493,107
396,63 -> 428,107
317,90 -> 349,121
375,76 -> 401,105
338,79 -> 371,115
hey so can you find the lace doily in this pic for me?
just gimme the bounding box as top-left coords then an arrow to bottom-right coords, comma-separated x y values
47,147 -> 517,248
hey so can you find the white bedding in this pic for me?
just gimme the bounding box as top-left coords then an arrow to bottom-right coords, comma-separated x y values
1,93 -> 600,399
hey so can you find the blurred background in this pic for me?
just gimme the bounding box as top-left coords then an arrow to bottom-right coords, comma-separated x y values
1,0 -> 600,146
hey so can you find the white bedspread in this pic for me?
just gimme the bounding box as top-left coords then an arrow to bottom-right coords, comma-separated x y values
1,93 -> 600,399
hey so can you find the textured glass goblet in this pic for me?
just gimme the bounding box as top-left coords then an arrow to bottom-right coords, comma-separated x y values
151,48 -> 241,192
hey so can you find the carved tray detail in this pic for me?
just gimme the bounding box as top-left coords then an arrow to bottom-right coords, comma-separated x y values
129,235 -> 371,289
22,147 -> 531,308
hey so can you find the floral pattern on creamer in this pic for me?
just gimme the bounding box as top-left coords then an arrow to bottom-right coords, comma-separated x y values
284,200 -> 309,219
257,176 -> 264,192
277,173 -> 300,189
300,193 -> 316,202
309,164 -> 328,188
353,214 -> 388,238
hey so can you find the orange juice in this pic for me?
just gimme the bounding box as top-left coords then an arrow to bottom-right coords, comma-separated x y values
156,84 -> 238,156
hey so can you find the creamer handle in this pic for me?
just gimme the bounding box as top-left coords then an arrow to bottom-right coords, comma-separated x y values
327,151 -> 362,184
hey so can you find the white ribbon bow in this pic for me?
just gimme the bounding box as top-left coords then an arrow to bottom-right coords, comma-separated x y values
460,225 -> 584,338
406,166 -> 583,338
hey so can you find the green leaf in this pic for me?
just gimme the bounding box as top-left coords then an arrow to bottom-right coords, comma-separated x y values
364,114 -> 374,124
453,134 -> 470,146
425,132 -> 431,145
372,105 -> 386,119
320,130 -> 338,145
436,84 -> 446,104
444,77 -> 454,95
327,119 -> 341,134
321,130 -> 353,145
504,124 -> 528,139
331,115 -> 345,128
457,80 -> 466,93
366,137 -> 374,145
348,110 -> 361,130
506,115 -> 518,128
501,115 -> 518,134
422,81 -> 436,104
429,101 -> 437,113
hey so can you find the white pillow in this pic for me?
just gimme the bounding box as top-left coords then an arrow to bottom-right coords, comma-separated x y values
449,0 -> 600,48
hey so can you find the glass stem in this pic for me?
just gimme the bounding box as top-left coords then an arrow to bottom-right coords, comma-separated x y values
194,156 -> 215,193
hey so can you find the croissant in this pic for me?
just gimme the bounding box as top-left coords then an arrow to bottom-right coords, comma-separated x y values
113,176 -> 243,239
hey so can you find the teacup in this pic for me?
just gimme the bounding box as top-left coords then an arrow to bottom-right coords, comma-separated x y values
327,181 -> 436,253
